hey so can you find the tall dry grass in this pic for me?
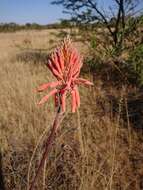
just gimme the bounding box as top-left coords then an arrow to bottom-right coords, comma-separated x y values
0,30 -> 143,190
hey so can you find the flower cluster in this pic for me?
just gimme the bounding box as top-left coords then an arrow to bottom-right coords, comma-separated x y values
37,37 -> 93,112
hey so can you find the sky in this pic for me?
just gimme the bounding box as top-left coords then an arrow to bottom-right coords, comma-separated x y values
0,0 -> 68,24
0,0 -> 143,24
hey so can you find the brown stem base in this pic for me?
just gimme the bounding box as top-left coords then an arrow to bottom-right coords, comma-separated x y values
29,108 -> 62,190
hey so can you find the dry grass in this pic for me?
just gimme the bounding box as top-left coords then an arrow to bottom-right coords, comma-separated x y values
0,30 -> 143,190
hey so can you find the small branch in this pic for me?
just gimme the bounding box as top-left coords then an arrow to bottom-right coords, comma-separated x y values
113,0 -> 122,45
28,106 -> 63,190
87,0 -> 115,38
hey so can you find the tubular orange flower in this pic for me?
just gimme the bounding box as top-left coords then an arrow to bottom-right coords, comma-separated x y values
37,37 -> 93,112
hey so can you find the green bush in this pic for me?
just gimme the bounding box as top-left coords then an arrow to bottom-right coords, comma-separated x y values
127,44 -> 143,86
86,43 -> 143,87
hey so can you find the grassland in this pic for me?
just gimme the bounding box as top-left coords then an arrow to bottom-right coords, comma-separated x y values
0,29 -> 143,190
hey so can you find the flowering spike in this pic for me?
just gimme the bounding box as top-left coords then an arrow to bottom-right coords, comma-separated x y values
37,37 -> 93,112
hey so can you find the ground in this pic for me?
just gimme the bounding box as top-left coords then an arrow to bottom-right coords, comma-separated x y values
0,29 -> 143,190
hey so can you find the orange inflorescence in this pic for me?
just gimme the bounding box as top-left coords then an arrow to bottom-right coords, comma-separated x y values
37,37 -> 93,112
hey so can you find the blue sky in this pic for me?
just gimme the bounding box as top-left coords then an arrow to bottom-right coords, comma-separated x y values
0,0 -> 68,24
0,0 -> 143,24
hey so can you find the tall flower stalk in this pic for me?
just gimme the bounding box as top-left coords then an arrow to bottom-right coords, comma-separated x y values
28,37 -> 93,190
28,101 -> 63,190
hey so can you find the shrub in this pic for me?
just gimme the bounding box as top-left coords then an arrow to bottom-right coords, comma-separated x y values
127,44 -> 143,86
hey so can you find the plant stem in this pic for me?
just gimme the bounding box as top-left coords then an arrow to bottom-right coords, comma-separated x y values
29,106 -> 62,190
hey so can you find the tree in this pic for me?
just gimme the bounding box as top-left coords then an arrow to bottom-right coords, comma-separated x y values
52,0 -> 142,50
